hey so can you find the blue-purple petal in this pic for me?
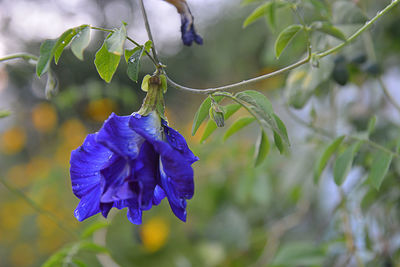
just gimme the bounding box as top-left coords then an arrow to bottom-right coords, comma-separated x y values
163,122 -> 198,164
74,187 -> 102,221
96,113 -> 142,159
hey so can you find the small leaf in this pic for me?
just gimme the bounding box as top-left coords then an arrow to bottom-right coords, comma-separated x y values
273,130 -> 284,154
54,29 -> 77,64
243,2 -> 271,28
36,39 -> 57,77
311,21 -> 346,41
224,116 -> 256,141
105,24 -> 127,56
71,26 -> 91,60
333,141 -> 362,186
367,115 -> 377,136
125,47 -> 141,63
368,150 -> 392,190
192,96 -> 224,136
273,114 -> 290,146
0,110 -> 11,118
275,24 -> 303,58
333,1 -> 368,25
254,130 -> 270,166
160,74 -> 168,93
200,103 -> 241,142
144,40 -> 153,53
79,241 -> 109,254
81,221 -> 109,239
314,136 -> 345,184
126,46 -> 145,82
72,259 -> 88,267
94,34 -> 121,83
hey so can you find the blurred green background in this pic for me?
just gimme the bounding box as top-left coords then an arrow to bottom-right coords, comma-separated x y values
1,0 -> 400,266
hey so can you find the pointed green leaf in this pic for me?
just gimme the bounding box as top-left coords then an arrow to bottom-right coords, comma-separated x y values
0,110 -> 11,118
235,90 -> 289,148
54,29 -> 77,64
36,39 -> 57,77
126,46 -> 145,82
311,21 -> 346,41
254,130 -> 270,166
125,47 -> 141,63
191,96 -> 224,136
333,141 -> 362,185
71,26 -> 91,60
224,116 -> 256,141
79,241 -> 109,254
314,136 -> 345,184
273,130 -> 284,154
72,259 -> 88,267
200,103 -> 241,142
105,24 -> 127,56
94,34 -> 121,83
45,70 -> 58,99
368,150 -> 392,190
243,2 -> 271,28
273,113 -> 290,146
274,24 -> 303,58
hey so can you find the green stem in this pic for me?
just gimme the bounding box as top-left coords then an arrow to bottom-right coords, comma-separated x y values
0,53 -> 38,62
0,177 -> 79,239
138,0 -> 160,64
317,0 -> 400,58
166,0 -> 400,94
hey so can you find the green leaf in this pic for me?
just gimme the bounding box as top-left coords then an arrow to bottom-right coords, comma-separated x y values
223,116 -> 256,141
126,46 -> 145,82
368,150 -> 392,190
314,136 -> 345,184
105,24 -> 127,56
71,26 -> 91,60
144,40 -> 153,53
333,142 -> 362,186
81,221 -> 109,239
243,2 -> 271,28
273,114 -> 289,147
254,130 -> 270,166
36,39 -> 57,77
274,24 -> 303,58
200,103 -> 241,142
273,130 -> 284,154
94,34 -> 121,83
41,246 -> 70,267
367,115 -> 377,136
72,259 -> 88,267
0,110 -> 11,118
78,241 -> 109,254
124,47 -> 140,63
192,96 -> 224,136
54,29 -> 76,64
141,74 -> 151,92
311,21 -> 346,41
272,242 -> 326,266
235,90 -> 289,148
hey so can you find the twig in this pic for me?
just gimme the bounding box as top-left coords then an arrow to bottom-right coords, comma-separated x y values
0,53 -> 38,62
138,0 -> 160,64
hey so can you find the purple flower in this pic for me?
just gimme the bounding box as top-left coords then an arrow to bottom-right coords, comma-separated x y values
180,14 -> 203,46
70,112 -> 198,224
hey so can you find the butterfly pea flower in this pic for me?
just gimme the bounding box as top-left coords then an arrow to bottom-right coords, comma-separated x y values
70,76 -> 198,224
164,0 -> 203,46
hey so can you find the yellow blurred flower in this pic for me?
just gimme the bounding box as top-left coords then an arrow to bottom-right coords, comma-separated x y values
60,118 -> 87,148
32,102 -> 58,133
10,243 -> 35,267
0,126 -> 26,155
6,164 -> 30,188
140,217 -> 170,253
25,157 -> 52,181
86,98 -> 117,122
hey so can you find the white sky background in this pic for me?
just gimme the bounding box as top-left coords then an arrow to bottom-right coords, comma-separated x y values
0,0 -> 240,56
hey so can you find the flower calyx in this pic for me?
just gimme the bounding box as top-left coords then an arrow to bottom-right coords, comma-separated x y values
138,74 -> 167,119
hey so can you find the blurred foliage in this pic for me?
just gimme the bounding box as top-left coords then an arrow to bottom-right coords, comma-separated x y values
0,0 -> 400,266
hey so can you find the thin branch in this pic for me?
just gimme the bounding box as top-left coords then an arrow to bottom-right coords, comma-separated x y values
138,0 -> 160,64
165,0 -> 400,94
0,53 -> 38,62
0,177 -> 79,239
378,77 -> 400,114
166,55 -> 311,94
